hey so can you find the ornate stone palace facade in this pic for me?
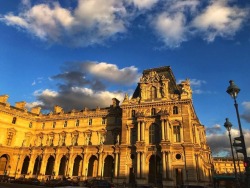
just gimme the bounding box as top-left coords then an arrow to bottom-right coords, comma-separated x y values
0,66 -> 212,187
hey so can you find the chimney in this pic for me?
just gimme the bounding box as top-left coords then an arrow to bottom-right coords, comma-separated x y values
31,107 -> 41,115
0,95 -> 9,104
15,101 -> 26,109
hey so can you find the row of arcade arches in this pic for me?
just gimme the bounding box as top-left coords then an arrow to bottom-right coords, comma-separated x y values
0,154 -> 115,179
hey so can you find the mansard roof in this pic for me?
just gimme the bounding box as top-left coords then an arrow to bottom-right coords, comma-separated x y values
132,66 -> 181,99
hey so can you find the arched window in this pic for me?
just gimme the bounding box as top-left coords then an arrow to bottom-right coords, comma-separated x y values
149,124 -> 160,144
173,106 -> 178,114
150,86 -> 157,99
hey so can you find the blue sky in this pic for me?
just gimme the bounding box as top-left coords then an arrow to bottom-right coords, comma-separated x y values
0,0 -> 250,157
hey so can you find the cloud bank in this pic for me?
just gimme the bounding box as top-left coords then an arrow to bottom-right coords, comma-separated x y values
206,124 -> 250,157
0,0 -> 248,48
27,61 -> 140,112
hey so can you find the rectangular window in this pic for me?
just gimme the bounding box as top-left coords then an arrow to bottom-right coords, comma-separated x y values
75,119 -> 80,127
89,119 -> 92,126
48,136 -> 54,146
12,117 -> 16,124
52,122 -> 56,128
151,108 -> 156,115
174,126 -> 181,142
130,128 -> 136,145
6,132 -> 14,146
102,118 -> 106,125
64,121 -> 67,128
132,110 -> 135,117
29,122 -> 32,128
61,135 -> 66,146
42,122 -> 45,129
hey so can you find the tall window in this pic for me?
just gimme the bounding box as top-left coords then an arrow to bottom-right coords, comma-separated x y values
149,124 -> 160,144
130,128 -> 137,145
75,119 -> 80,127
89,119 -> 92,126
150,86 -> 157,99
52,122 -> 56,128
131,110 -> 136,117
173,125 -> 181,142
48,135 -> 54,146
6,132 -> 14,146
61,134 -> 66,146
64,121 -> 67,128
102,118 -> 106,125
42,122 -> 45,129
29,122 -> 32,128
12,117 -> 17,124
173,106 -> 178,114
151,108 -> 156,116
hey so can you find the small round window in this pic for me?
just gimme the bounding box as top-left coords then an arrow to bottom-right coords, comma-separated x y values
175,153 -> 181,160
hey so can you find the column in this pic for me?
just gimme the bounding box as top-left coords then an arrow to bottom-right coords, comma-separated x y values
166,121 -> 170,141
114,153 -> 119,177
166,152 -> 171,179
161,120 -> 165,141
181,125 -> 184,142
137,122 -> 141,141
141,152 -> 145,178
141,121 -> 145,141
127,127 -> 130,144
162,152 -> 166,179
27,154 -> 36,176
137,152 -> 140,177
82,154 -> 88,179
98,153 -> 103,178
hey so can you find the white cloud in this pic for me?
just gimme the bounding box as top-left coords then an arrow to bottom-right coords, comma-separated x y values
152,12 -> 187,48
192,0 -> 248,42
189,79 -> 206,87
34,89 -> 58,97
4,14 -> 28,28
206,126 -> 250,157
128,0 -> 158,10
25,101 -> 44,110
83,62 -> 140,85
1,0 -> 128,46
0,0 -> 248,48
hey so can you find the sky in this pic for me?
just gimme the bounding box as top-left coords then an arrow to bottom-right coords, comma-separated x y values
0,0 -> 250,157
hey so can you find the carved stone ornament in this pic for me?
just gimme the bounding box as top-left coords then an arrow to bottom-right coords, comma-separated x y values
140,71 -> 160,83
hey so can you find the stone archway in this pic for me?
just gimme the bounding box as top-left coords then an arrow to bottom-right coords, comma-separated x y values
72,155 -> 82,176
103,155 -> 114,179
21,156 -> 30,175
33,156 -> 42,176
59,155 -> 67,176
45,156 -> 55,175
148,154 -> 162,186
88,155 -> 98,178
0,154 -> 9,175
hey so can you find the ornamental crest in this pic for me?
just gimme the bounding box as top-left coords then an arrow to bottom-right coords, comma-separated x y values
140,71 -> 160,83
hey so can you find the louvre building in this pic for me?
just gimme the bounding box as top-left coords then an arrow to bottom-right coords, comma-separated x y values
0,66 -> 212,187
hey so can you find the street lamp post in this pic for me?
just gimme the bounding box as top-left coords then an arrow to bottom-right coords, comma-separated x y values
224,118 -> 238,179
226,80 -> 249,187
